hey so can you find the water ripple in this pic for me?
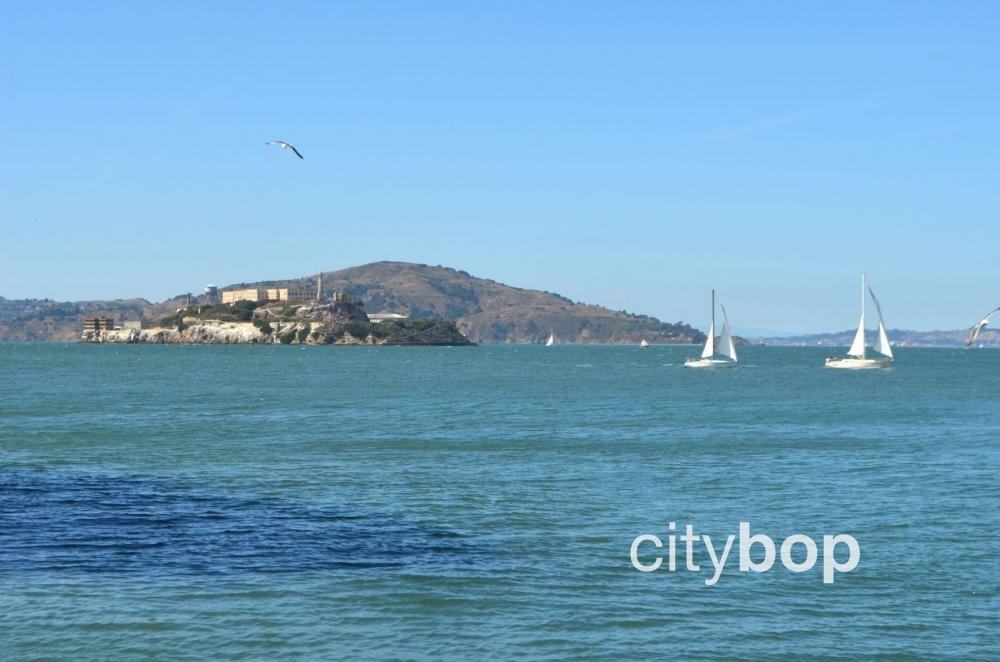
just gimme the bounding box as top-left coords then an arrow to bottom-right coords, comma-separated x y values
0,469 -> 479,575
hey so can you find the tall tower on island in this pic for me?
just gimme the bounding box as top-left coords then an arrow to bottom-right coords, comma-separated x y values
316,272 -> 323,301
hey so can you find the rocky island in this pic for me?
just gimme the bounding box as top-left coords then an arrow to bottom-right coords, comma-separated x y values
81,300 -> 473,346
3,261 -> 706,344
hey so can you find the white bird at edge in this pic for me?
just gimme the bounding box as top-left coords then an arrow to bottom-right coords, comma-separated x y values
966,306 -> 1000,347
265,140 -> 304,159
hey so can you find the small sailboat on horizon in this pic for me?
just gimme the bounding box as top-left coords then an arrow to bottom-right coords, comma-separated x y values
640,339 -> 650,347
545,331 -> 555,346
825,274 -> 893,369
685,289 -> 737,368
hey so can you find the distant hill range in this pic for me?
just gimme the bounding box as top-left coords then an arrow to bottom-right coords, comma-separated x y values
754,328 -> 999,348
0,261 -> 705,345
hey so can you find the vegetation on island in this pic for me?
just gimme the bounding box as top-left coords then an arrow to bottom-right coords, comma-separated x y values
135,300 -> 475,346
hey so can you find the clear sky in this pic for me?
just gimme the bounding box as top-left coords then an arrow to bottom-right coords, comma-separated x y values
2,2 -> 997,333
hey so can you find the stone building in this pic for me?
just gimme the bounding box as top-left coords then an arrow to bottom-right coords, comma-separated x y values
222,287 -> 313,304
83,317 -> 115,331
266,287 -> 313,302
221,288 -> 268,304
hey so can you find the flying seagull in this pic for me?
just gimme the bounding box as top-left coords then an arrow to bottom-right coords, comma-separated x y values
966,306 -> 1000,347
266,140 -> 304,159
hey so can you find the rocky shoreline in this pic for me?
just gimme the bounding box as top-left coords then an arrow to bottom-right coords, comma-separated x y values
80,302 -> 473,346
81,319 -> 473,345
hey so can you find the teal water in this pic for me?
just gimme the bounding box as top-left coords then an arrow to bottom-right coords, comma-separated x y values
1,343 -> 998,659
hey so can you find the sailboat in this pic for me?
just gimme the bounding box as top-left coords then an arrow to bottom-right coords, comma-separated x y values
685,290 -> 737,368
825,275 -> 893,369
640,339 -> 650,347
545,331 -> 555,346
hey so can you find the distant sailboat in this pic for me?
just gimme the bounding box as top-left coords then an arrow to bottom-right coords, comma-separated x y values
545,331 -> 555,346
825,275 -> 893,369
685,290 -> 737,368
640,339 -> 650,347
966,306 -> 1000,347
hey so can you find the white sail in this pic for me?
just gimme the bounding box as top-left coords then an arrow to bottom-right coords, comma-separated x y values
640,339 -> 649,347
718,304 -> 737,362
701,320 -> 715,358
545,332 -> 555,346
847,318 -> 866,358
873,321 -> 892,358
868,287 -> 893,359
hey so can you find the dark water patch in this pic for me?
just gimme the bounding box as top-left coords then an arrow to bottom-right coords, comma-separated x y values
0,469 -> 481,576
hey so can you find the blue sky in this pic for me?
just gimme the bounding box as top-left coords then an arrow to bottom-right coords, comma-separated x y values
2,2 -> 997,333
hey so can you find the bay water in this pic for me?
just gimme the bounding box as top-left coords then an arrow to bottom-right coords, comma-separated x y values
1,343 -> 997,659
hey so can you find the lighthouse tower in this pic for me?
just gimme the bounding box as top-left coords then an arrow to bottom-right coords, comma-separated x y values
316,272 -> 323,301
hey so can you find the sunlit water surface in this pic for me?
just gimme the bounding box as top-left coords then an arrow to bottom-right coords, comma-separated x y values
1,343 -> 997,659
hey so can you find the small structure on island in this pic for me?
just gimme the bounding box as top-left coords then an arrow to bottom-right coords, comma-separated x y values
203,284 -> 219,305
83,317 -> 115,331
314,272 -> 355,304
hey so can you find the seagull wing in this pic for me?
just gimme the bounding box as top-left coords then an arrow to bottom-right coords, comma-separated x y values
966,306 -> 1000,347
288,144 -> 304,159
967,320 -> 987,347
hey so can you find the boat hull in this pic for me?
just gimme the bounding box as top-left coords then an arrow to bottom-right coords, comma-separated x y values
824,357 -> 892,369
684,358 -> 736,368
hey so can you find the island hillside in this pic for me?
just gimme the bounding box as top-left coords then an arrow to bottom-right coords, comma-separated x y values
2,261 -> 705,344
235,261 -> 704,345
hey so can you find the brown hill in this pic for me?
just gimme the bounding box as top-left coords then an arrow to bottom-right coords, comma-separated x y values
238,261 -> 703,344
0,262 -> 704,344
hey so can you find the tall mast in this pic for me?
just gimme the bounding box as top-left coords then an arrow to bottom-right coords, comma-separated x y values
860,274 -> 866,359
711,288 -> 716,358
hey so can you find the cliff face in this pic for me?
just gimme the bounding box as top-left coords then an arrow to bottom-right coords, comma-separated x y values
81,318 -> 472,346
83,321 -> 268,345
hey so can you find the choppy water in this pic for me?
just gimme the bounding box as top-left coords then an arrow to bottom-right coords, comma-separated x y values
1,343 -> 998,659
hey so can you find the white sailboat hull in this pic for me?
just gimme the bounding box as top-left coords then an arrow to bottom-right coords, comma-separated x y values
684,357 -> 736,368
824,357 -> 892,369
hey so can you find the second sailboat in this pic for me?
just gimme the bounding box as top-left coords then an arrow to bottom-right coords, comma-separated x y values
685,289 -> 738,368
